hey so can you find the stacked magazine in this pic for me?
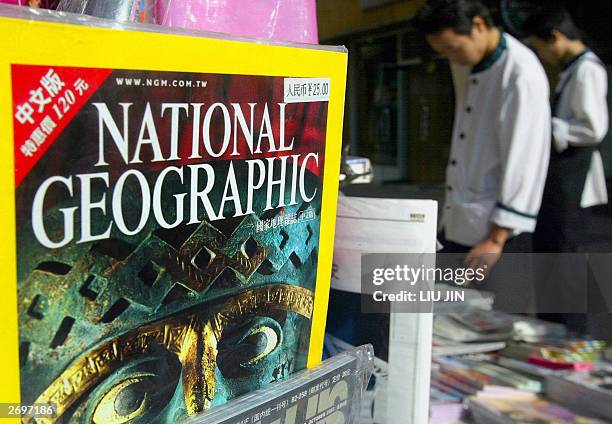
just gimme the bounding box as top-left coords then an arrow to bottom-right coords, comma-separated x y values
434,308 -> 568,344
469,390 -> 607,424
432,335 -> 507,357
433,309 -> 514,343
435,357 -> 543,393
546,369 -> 612,421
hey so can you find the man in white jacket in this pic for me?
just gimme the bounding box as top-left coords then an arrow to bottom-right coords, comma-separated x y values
415,0 -> 551,274
526,7 -> 609,254
525,7 -> 609,331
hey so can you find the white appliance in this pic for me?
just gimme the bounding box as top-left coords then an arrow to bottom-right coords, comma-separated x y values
331,196 -> 438,424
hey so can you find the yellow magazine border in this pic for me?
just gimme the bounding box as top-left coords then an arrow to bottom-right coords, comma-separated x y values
0,14 -> 347,407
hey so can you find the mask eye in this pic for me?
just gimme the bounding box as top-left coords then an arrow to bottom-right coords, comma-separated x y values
217,318 -> 283,379
92,373 -> 154,424
241,325 -> 279,365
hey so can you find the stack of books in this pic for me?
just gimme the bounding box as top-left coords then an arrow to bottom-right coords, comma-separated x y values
430,362 -> 470,424
434,308 -> 569,344
433,309 -> 514,343
546,368 -> 612,421
501,339 -> 607,371
469,388 -> 606,424
432,335 -> 507,357
507,315 -> 567,343
435,357 -> 543,393
429,307 -> 612,423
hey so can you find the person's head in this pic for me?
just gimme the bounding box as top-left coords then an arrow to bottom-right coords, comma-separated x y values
415,0 -> 496,66
524,7 -> 583,65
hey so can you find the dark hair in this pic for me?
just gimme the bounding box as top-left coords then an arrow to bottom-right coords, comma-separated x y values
523,7 -> 582,41
414,0 -> 494,36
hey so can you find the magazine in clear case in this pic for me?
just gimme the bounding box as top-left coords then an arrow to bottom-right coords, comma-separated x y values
0,5 -> 347,423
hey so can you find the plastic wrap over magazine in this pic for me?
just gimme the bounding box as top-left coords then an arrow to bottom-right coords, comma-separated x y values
0,0 -> 56,7
185,346 -> 374,424
56,0 -> 158,23
156,0 -> 318,43
0,6 -> 347,424
56,0 -> 319,43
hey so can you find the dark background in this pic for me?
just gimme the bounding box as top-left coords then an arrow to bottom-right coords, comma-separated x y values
490,0 -> 612,63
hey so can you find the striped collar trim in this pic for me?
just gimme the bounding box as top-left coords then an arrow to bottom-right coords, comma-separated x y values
472,32 -> 507,75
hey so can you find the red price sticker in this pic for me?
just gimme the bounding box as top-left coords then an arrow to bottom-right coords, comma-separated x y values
11,65 -> 112,186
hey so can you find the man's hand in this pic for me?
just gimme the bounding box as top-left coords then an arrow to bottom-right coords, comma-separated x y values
464,224 -> 511,283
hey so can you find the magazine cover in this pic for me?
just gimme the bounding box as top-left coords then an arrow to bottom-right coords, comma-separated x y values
0,7 -> 347,423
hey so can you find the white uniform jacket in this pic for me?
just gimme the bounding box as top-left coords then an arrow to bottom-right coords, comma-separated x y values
442,33 -> 551,247
552,50 -> 609,208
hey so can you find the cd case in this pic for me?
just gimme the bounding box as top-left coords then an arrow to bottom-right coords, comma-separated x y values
185,345 -> 374,424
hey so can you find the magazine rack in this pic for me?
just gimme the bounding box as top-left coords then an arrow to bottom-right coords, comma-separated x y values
185,345 -> 375,424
